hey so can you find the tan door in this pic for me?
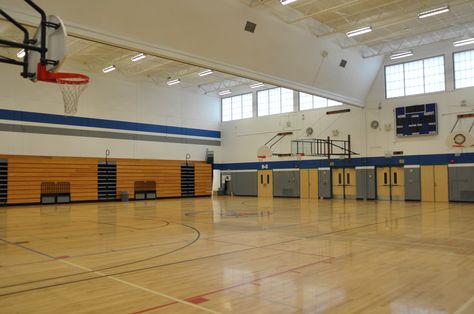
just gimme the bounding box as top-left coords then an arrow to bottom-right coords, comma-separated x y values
434,165 -> 448,202
391,167 -> 405,200
332,168 -> 344,199
300,169 -> 309,198
377,167 -> 391,200
421,166 -> 435,202
344,168 -> 357,199
309,169 -> 318,199
258,170 -> 273,197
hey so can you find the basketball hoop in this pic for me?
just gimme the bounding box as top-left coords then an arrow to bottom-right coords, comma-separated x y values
37,64 -> 90,115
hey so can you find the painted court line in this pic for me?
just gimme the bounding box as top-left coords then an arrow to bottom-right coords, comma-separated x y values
59,259 -> 221,314
454,295 -> 474,314
132,257 -> 333,313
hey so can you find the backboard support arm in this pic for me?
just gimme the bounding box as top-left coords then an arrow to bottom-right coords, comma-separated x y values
0,0 -> 60,77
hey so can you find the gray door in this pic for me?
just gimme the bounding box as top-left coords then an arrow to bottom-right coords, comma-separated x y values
449,166 -> 474,202
231,172 -> 258,196
318,169 -> 332,199
356,168 -> 376,200
404,168 -> 421,201
273,171 -> 300,197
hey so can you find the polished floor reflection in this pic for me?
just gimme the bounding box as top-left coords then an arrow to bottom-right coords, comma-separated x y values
0,197 -> 473,313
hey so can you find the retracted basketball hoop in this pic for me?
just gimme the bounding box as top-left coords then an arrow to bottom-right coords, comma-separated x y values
0,0 -> 90,115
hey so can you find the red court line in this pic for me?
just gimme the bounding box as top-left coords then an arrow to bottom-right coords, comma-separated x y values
131,258 -> 334,314
131,301 -> 178,314
191,257 -> 334,299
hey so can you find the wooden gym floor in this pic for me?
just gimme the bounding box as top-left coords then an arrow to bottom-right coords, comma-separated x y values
0,197 -> 473,313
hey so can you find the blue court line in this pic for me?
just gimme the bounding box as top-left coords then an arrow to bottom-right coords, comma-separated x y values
214,152 -> 474,170
0,109 -> 221,139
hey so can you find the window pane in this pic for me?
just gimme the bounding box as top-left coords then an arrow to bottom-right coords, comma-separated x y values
386,64 -> 405,98
299,92 -> 313,110
242,93 -> 253,119
222,98 -> 232,122
269,88 -> 281,115
404,60 -> 424,96
258,90 -> 269,116
313,95 -> 327,108
231,96 -> 242,120
327,99 -> 343,107
281,88 -> 294,113
454,50 -> 474,89
424,56 -> 445,93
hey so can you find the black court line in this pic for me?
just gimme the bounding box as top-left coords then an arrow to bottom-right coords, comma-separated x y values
0,221 -> 199,291
0,238 -> 56,259
0,205 -> 451,297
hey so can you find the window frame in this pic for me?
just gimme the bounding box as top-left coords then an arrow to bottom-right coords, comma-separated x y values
221,92 -> 253,122
298,92 -> 344,111
257,87 -> 295,117
453,48 -> 474,90
384,54 -> 446,99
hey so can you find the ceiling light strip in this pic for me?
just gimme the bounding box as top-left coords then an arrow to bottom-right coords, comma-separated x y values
131,53 -> 146,62
250,82 -> 264,89
198,69 -> 213,77
346,26 -> 372,38
418,6 -> 450,19
280,0 -> 298,5
390,51 -> 413,60
453,38 -> 474,47
218,89 -> 232,96
167,78 -> 181,86
102,65 -> 116,73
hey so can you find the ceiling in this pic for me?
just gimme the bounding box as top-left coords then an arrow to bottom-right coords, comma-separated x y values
0,19 -> 266,97
242,0 -> 474,57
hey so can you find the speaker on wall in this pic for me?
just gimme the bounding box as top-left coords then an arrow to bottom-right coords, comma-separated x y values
339,59 -> 348,68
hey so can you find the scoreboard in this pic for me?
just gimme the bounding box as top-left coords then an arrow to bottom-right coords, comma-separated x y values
395,103 -> 437,137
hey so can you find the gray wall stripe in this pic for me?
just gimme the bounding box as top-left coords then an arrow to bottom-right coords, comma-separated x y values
0,123 -> 221,146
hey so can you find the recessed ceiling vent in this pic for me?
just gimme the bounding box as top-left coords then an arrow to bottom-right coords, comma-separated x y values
245,21 -> 257,33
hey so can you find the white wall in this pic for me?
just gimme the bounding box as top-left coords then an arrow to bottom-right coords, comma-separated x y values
219,40 -> 474,164
2,0 -> 383,106
0,62 -> 221,161
365,40 -> 474,157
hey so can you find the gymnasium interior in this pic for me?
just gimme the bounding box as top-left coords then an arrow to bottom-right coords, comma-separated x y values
0,0 -> 474,313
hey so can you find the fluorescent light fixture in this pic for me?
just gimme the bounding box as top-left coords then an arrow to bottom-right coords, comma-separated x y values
102,65 -> 116,73
250,82 -> 264,89
131,53 -> 146,62
198,69 -> 213,77
453,38 -> 474,47
166,78 -> 180,86
17,49 -> 25,58
346,26 -> 372,38
418,6 -> 449,19
390,51 -> 413,60
280,0 -> 298,5
218,89 -> 231,96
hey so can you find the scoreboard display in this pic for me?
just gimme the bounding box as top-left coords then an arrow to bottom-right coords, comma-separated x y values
395,103 -> 437,137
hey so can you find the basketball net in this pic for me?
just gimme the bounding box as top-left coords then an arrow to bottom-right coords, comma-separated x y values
57,77 -> 89,115
37,64 -> 90,115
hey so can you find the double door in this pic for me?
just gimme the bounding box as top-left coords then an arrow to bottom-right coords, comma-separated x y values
332,168 -> 356,199
257,170 -> 273,197
377,166 -> 404,200
421,165 -> 448,202
300,169 -> 318,199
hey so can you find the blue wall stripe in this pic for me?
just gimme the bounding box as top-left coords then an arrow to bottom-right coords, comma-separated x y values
215,152 -> 474,170
0,109 -> 221,139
